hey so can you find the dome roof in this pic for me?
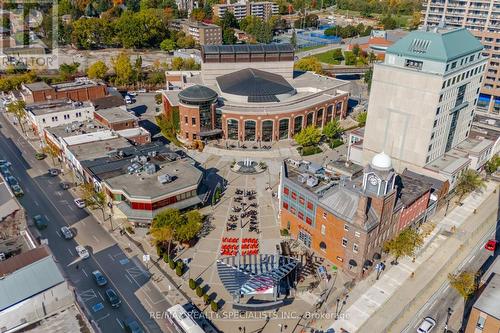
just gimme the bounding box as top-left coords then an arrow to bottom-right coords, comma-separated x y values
371,152 -> 392,170
178,85 -> 218,103
216,68 -> 295,103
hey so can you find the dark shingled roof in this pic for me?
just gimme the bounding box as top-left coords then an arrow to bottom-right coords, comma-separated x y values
395,174 -> 432,207
216,68 -> 295,101
178,85 -> 218,103
92,95 -> 126,110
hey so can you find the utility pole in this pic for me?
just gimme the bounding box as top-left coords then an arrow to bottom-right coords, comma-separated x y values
444,307 -> 452,332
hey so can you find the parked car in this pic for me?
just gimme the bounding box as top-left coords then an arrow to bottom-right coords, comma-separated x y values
485,239 -> 498,252
123,318 -> 144,333
127,91 -> 137,96
124,95 -> 132,104
59,182 -> 71,190
417,317 -> 436,333
74,198 -> 86,208
105,288 -> 121,308
75,245 -> 89,259
48,168 -> 60,176
60,226 -> 74,239
92,270 -> 108,286
35,152 -> 47,160
0,165 -> 10,175
33,215 -> 47,230
136,88 -> 146,93
5,176 -> 18,187
11,184 -> 24,197
0,160 -> 11,167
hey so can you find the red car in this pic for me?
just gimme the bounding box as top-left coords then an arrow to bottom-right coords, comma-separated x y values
485,240 -> 498,252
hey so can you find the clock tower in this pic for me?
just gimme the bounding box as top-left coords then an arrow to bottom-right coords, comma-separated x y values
362,152 -> 396,197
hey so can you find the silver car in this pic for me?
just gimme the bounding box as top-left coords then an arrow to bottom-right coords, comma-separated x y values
417,317 -> 436,333
60,226 -> 73,239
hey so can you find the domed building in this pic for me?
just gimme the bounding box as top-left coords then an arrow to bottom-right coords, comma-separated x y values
162,44 -> 350,144
362,152 -> 396,197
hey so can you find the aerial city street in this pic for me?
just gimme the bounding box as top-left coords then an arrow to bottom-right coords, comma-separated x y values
0,0 -> 499,333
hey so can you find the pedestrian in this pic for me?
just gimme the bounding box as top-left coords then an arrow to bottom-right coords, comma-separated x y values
76,264 -> 79,270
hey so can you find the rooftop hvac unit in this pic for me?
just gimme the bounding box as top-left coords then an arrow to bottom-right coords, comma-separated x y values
297,173 -> 309,183
307,176 -> 318,187
147,150 -> 157,157
144,163 -> 156,175
158,174 -> 173,184
139,155 -> 148,164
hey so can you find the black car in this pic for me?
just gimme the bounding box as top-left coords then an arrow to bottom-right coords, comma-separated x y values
48,168 -> 60,176
123,318 -> 144,333
105,289 -> 121,308
59,182 -> 71,190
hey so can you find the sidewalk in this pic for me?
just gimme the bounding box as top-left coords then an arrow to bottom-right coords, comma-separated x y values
327,181 -> 499,333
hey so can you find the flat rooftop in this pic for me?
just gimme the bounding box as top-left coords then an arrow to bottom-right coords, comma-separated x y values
425,154 -> 470,175
473,273 -> 500,320
45,119 -> 109,139
23,81 -> 51,92
455,137 -> 493,154
94,107 -> 137,124
26,99 -> 93,116
52,79 -> 101,92
92,95 -> 126,110
67,136 -> 132,161
104,159 -> 203,200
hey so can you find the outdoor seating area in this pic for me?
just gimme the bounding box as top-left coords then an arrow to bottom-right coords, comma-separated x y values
220,237 -> 260,256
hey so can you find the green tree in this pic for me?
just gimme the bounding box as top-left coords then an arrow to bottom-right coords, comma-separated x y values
455,170 -> 486,204
290,30 -> 297,48
87,60 -> 109,80
356,111 -> 367,126
59,62 -> 80,81
175,34 -> 196,48
409,12 -> 421,30
364,67 -> 373,91
352,44 -> 361,57
222,27 -> 236,45
367,51 -> 377,64
485,155 -> 500,175
115,9 -> 169,48
219,11 -> 238,29
331,48 -> 344,62
80,183 -> 107,221
344,51 -> 356,66
171,57 -> 184,70
381,15 -> 398,30
175,211 -> 202,243
448,271 -> 477,303
160,38 -> 176,52
71,17 -> 114,49
383,228 -> 423,264
112,52 -> 136,85
294,57 -> 322,73
7,100 -> 27,134
150,223 -> 174,255
322,119 -> 343,142
294,125 -> 322,147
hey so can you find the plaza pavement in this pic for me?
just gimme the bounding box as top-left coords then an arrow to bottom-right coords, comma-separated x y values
326,181 -> 499,333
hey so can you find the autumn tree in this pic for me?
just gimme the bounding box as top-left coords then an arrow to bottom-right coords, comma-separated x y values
6,100 -> 27,134
294,57 -> 322,73
87,60 -> 109,80
80,183 -> 107,221
160,38 -> 176,52
383,228 -> 423,264
42,144 -> 61,167
190,8 -> 205,21
322,119 -> 343,142
112,52 -> 135,85
455,170 -> 486,204
449,271 -> 477,303
485,155 -> 500,175
294,125 -> 322,147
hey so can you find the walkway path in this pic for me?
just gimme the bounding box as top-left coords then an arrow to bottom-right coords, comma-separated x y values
326,181 -> 499,333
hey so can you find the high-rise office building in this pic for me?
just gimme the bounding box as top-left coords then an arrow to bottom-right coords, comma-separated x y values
362,27 -> 489,186
422,0 -> 500,114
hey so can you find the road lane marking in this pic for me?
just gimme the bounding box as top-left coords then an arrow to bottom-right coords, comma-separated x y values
97,291 -> 105,301
125,274 -> 133,284
81,268 -> 88,277
34,200 -> 39,206
67,248 -> 73,256
78,289 -> 97,302
44,215 -> 50,221
92,235 -> 99,242
56,230 -> 61,238
116,317 -> 124,328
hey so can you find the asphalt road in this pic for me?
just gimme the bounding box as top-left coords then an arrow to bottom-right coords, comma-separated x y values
403,223 -> 500,333
0,114 -> 175,333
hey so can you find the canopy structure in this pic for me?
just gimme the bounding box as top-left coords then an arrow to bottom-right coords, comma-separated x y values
216,253 -> 298,300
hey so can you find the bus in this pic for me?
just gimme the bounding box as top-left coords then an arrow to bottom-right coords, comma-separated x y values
166,304 -> 205,333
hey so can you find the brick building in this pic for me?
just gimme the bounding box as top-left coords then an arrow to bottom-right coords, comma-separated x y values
279,153 -> 433,278
20,79 -> 107,103
170,19 -> 222,45
465,273 -> 500,333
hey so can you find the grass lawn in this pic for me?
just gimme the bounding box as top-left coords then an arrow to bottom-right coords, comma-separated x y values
297,44 -> 328,52
312,50 -> 342,65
